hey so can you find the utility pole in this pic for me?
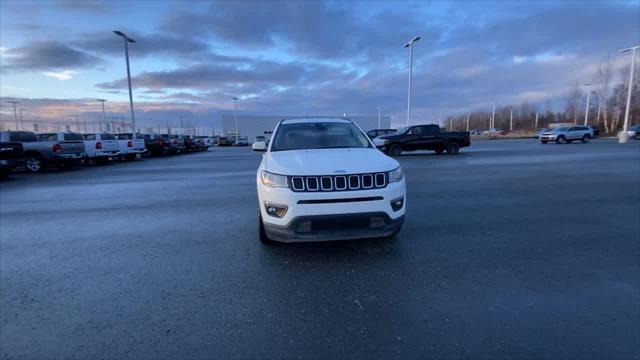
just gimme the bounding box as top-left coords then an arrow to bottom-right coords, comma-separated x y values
232,97 -> 239,142
466,113 -> 470,131
8,101 -> 19,130
114,30 -> 137,132
510,107 -> 513,131
491,103 -> 496,133
619,45 -> 639,143
19,108 -> 25,130
535,111 -> 539,129
583,83 -> 592,125
377,107 -> 382,128
97,99 -> 107,132
404,36 -> 421,126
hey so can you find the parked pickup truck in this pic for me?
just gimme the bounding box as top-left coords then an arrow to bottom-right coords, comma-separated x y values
0,141 -> 25,179
82,133 -> 120,163
162,134 -> 185,154
373,124 -> 471,155
0,131 -> 84,172
143,133 -> 171,156
115,133 -> 146,160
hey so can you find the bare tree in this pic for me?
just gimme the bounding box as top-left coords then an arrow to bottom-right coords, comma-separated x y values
595,55 -> 613,133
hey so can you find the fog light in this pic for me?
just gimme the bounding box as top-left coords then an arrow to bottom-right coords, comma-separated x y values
390,197 -> 404,211
264,202 -> 288,218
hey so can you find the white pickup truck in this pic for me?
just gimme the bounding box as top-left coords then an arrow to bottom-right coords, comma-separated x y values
115,133 -> 146,160
82,133 -> 120,163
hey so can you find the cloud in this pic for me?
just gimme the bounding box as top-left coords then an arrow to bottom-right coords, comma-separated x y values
74,32 -> 212,60
1,41 -> 100,72
42,70 -> 78,80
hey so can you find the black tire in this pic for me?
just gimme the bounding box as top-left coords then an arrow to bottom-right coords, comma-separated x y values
555,136 -> 566,144
635,134 -> 640,140
125,154 -> 136,161
446,142 -> 460,154
566,140 -> 573,144
258,213 -> 274,245
25,153 -> 44,173
581,134 -> 590,143
540,140 -> 548,144
434,147 -> 444,154
388,145 -> 402,157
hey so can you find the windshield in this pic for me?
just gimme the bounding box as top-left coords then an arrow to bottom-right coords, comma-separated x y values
271,122 -> 372,152
395,127 -> 410,134
553,127 -> 568,132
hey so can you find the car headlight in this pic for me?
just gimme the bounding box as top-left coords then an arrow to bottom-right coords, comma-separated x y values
388,167 -> 403,183
373,138 -> 388,146
261,170 -> 288,188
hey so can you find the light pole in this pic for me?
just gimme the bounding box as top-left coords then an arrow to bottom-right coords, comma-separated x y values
466,113 -> 470,131
510,107 -> 515,131
583,83 -> 592,125
8,101 -> 19,130
619,45 -> 639,143
114,30 -> 136,132
97,99 -> 107,132
491,103 -> 495,133
377,107 -> 382,128
404,36 -> 420,126
232,97 -> 239,143
19,108 -> 24,130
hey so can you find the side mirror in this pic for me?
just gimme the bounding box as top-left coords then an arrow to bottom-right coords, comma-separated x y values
252,141 -> 267,152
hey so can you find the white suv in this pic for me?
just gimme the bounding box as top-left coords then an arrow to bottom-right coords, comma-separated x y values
255,118 -> 406,243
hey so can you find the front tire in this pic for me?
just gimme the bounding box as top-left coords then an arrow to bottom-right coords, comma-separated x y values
434,147 -> 444,154
540,140 -> 548,144
125,154 -> 136,161
581,134 -> 590,143
388,145 -> 402,157
555,136 -> 566,144
259,213 -> 275,245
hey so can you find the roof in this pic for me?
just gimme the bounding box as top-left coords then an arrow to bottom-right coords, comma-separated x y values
280,118 -> 352,125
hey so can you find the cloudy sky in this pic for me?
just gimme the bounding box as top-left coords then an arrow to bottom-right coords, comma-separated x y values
0,0 -> 638,130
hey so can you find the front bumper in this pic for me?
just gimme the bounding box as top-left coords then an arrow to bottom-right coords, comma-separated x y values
125,148 -> 147,155
258,176 -> 406,242
92,150 -> 120,158
539,135 -> 557,140
264,212 -> 404,242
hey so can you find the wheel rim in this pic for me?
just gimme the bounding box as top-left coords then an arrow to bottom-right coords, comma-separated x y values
26,157 -> 41,172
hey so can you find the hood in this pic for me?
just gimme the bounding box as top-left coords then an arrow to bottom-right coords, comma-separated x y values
264,148 -> 399,176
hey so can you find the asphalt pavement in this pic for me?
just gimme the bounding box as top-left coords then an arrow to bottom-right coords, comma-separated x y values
1,139 -> 639,359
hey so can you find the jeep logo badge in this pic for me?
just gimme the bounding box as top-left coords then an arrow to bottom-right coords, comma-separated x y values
334,169 -> 346,174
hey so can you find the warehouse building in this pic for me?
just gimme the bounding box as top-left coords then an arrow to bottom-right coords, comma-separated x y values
221,115 -> 392,141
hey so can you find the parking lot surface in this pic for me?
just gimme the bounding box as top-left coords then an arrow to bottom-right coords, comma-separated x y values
1,139 -> 639,359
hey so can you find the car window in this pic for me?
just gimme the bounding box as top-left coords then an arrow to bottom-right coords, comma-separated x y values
408,127 -> 422,135
84,134 -> 96,140
64,133 -> 84,141
271,122 -> 372,151
421,125 -> 439,135
100,133 -> 115,140
37,133 -> 56,141
116,133 -> 133,140
10,132 -> 38,142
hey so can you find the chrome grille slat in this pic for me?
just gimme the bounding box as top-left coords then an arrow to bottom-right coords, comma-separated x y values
289,173 -> 388,192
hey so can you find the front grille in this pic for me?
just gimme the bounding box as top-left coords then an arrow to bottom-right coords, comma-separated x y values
288,173 -> 387,192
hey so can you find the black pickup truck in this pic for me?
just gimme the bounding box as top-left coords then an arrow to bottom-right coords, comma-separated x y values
0,141 -> 25,179
373,124 -> 470,156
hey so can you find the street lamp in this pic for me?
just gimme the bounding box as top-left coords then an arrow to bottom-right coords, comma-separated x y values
97,99 -> 107,132
7,101 -> 19,130
377,107 -> 382,128
404,36 -> 420,126
619,45 -> 639,143
583,83 -> 592,125
113,30 -> 137,133
232,97 -> 239,143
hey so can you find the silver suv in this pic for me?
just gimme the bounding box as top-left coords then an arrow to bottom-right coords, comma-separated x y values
539,126 -> 593,144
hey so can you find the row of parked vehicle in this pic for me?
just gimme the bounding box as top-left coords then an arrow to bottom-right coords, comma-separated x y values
0,130 -> 215,179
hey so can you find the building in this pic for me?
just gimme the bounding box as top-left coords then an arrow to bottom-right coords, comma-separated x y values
221,115 -> 392,141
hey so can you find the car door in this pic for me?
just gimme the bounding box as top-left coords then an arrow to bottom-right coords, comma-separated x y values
566,127 -> 579,140
419,125 -> 441,149
404,126 -> 422,150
